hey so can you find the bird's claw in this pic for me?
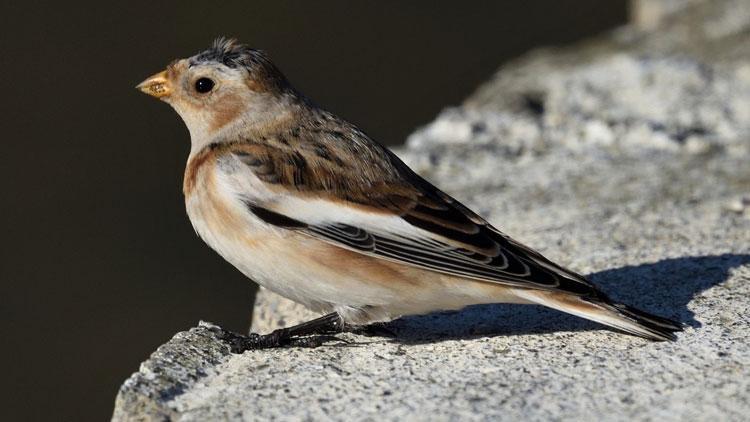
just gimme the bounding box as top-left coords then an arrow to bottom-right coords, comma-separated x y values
220,329 -> 347,352
288,334 -> 350,348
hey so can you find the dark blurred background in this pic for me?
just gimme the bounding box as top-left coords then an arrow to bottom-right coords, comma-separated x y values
0,1 -> 626,420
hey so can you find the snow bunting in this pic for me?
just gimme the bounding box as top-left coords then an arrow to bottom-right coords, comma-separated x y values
137,38 -> 682,347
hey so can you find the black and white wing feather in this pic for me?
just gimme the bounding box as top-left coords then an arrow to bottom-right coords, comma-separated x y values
225,138 -> 597,295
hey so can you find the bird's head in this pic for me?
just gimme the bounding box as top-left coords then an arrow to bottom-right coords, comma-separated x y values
137,38 -> 297,151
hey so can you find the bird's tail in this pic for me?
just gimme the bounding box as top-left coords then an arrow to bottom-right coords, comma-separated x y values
515,289 -> 684,341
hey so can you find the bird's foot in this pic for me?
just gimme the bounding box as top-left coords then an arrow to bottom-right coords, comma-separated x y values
220,330 -> 346,351
287,334 -> 350,348
217,312 -> 348,352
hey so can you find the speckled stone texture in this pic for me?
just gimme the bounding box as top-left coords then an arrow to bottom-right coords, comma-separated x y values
114,1 -> 750,420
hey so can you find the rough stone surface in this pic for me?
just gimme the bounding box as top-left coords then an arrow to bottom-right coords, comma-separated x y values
115,1 -> 750,420
251,287 -> 318,333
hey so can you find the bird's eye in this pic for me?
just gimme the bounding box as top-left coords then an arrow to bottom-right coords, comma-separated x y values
194,77 -> 215,94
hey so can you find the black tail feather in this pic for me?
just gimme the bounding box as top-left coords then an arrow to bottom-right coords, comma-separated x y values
606,302 -> 684,341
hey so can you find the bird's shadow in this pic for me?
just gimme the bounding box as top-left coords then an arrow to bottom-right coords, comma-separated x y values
382,253 -> 749,344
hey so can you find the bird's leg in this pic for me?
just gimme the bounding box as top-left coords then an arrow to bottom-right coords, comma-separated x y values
284,312 -> 345,337
225,313 -> 345,351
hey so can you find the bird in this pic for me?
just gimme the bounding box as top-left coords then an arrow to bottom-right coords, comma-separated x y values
136,38 -> 682,348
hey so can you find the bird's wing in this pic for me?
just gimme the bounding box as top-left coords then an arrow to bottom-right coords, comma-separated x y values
220,136 -> 595,295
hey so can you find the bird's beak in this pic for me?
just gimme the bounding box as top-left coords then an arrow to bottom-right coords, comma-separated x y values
136,70 -> 171,99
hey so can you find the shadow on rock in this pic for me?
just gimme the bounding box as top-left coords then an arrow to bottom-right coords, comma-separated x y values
386,253 -> 749,344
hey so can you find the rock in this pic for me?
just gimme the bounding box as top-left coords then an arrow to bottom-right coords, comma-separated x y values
111,323 -> 237,421
630,0 -> 701,30
250,287 -> 318,333
114,1 -> 750,420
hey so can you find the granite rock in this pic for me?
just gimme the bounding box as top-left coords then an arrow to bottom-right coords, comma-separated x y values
114,1 -> 750,420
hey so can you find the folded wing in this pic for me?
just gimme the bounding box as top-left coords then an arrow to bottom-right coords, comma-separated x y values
226,136 -> 597,296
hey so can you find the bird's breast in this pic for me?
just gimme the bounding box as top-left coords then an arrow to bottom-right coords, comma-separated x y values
184,151 -> 282,272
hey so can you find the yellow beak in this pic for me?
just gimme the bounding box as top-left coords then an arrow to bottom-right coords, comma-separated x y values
136,70 -> 171,99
